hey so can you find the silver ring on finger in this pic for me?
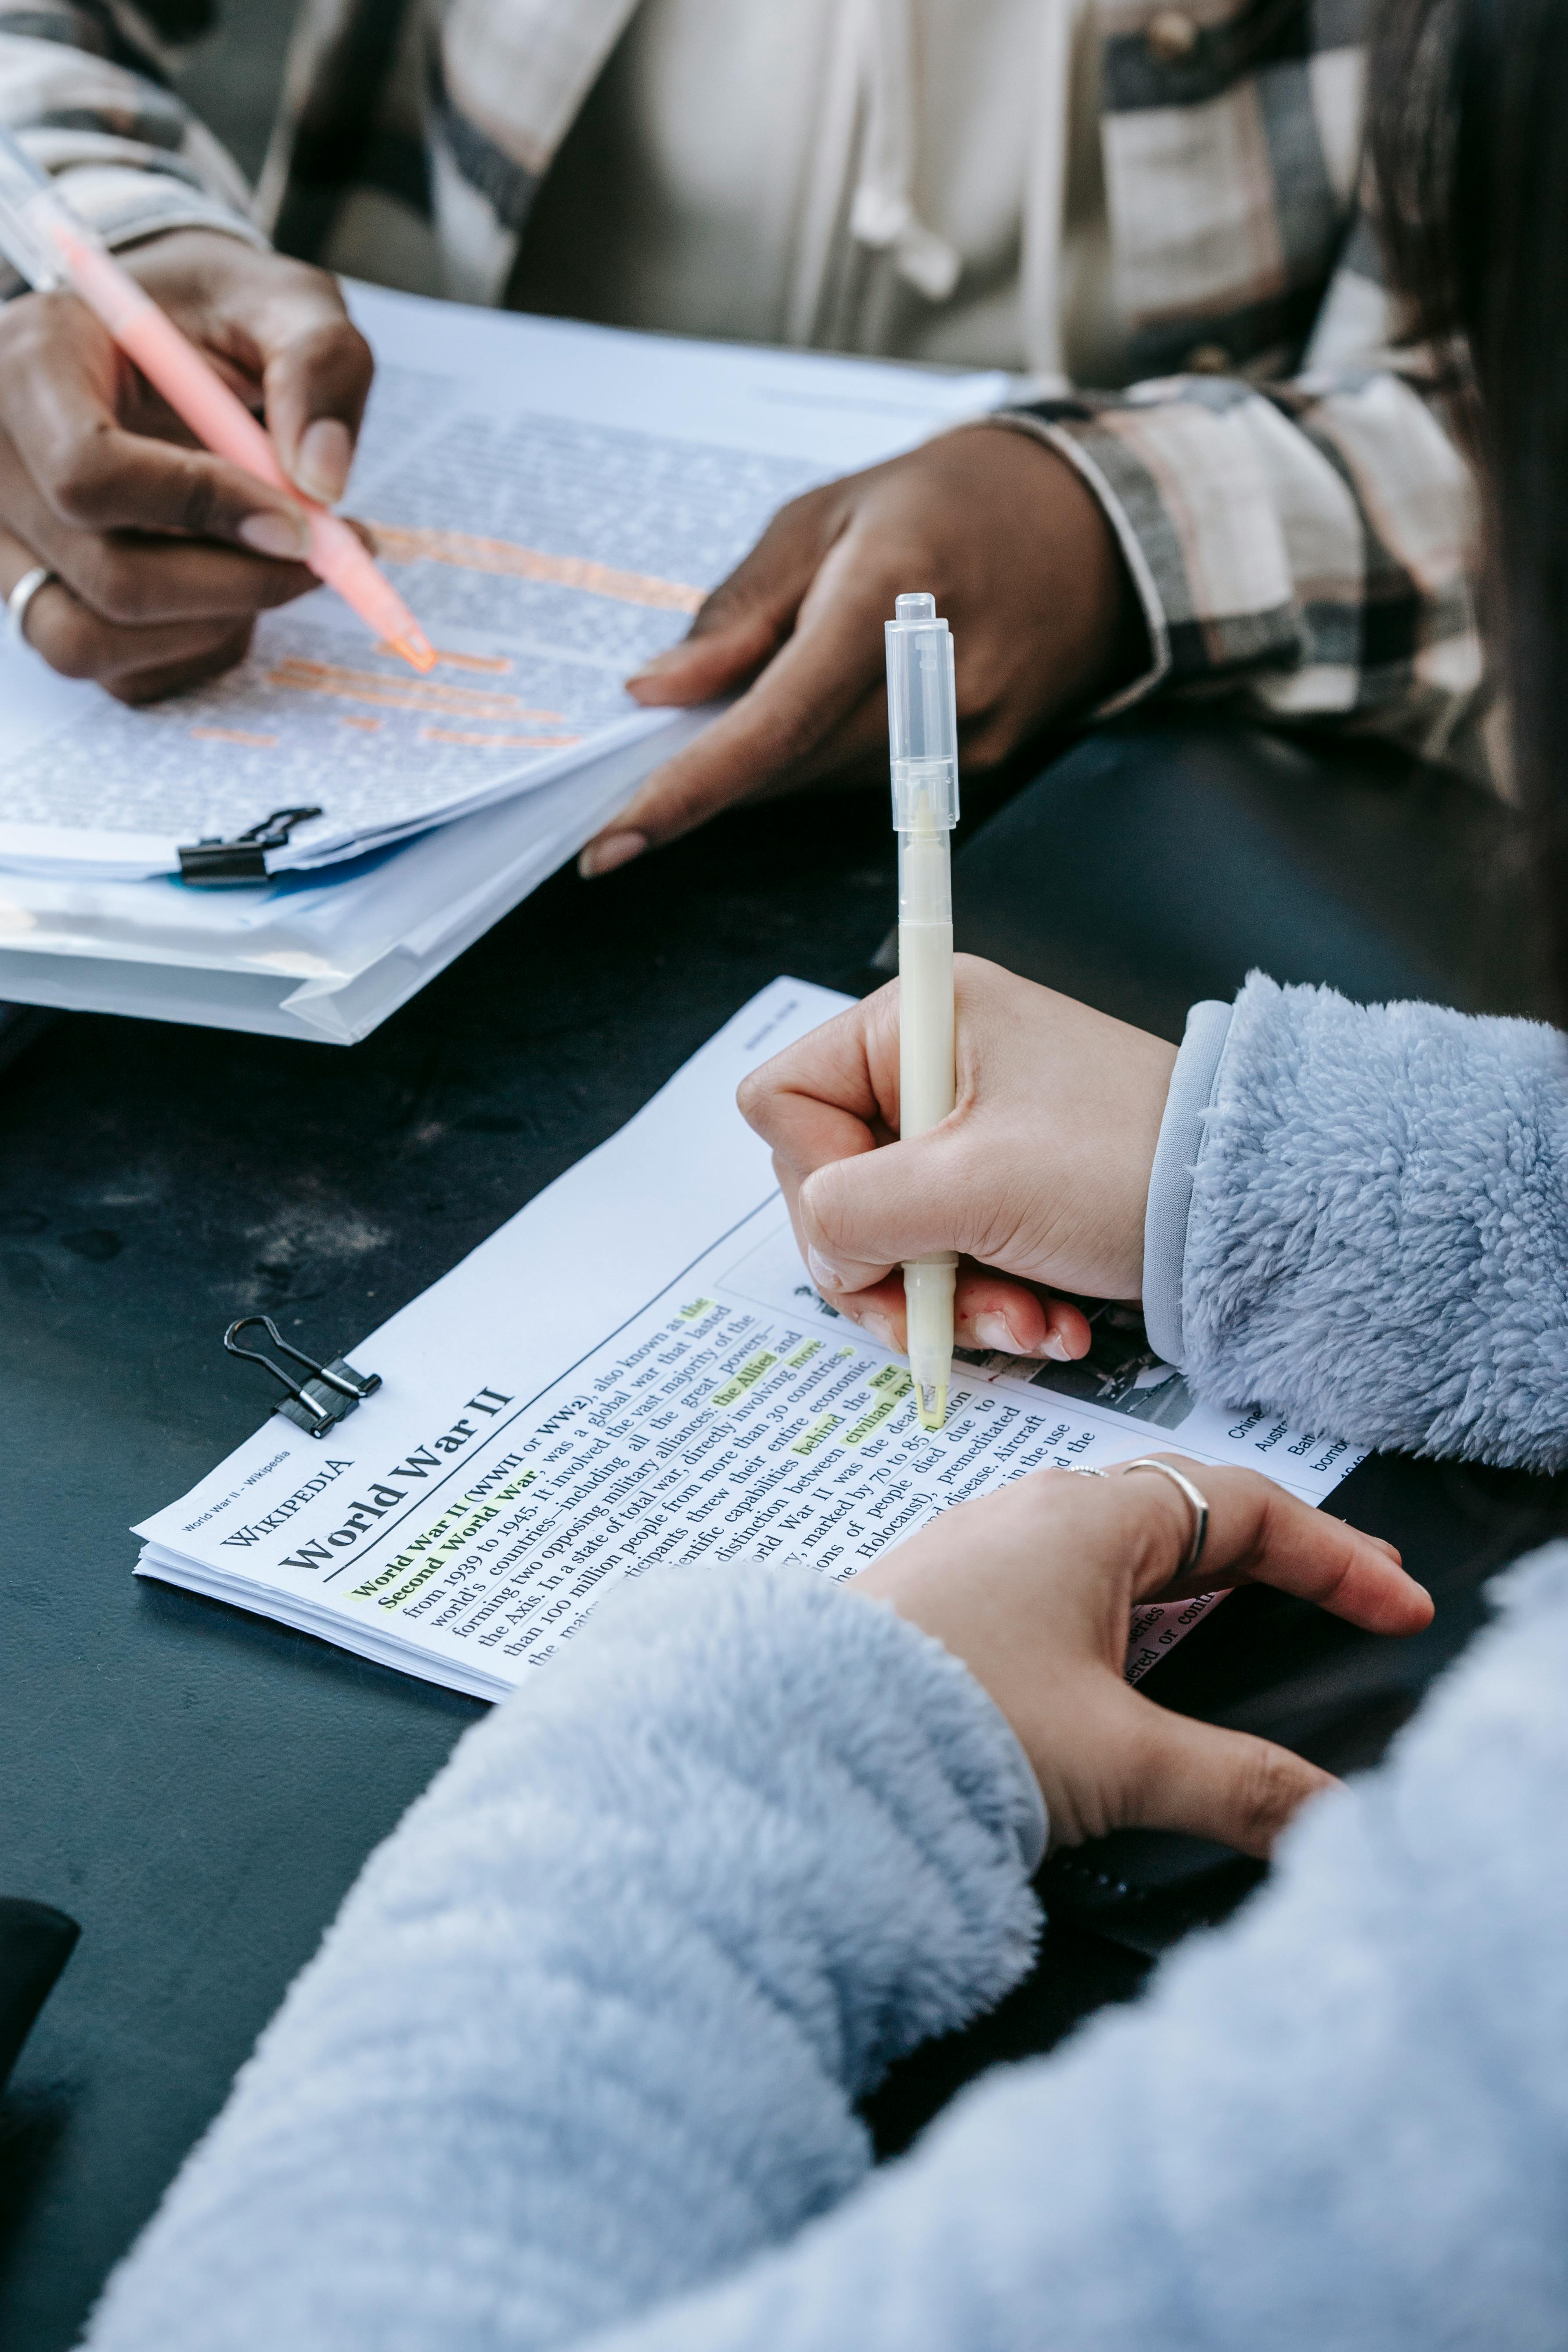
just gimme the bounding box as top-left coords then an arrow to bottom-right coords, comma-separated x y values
6,564 -> 56,651
1119,1457 -> 1209,1574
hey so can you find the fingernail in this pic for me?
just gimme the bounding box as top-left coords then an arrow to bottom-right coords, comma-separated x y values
971,1312 -> 1017,1353
806,1247 -> 846,1294
1041,1331 -> 1073,1362
294,417 -> 353,504
238,509 -> 310,561
626,647 -> 688,686
859,1311 -> 896,1349
578,831 -> 648,880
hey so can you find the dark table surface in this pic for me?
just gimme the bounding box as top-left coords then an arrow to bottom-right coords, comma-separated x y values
2,724 -> 1563,2347
0,788 -> 908,2349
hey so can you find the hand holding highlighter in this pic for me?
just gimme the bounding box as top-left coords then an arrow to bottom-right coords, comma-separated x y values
0,127 -> 435,674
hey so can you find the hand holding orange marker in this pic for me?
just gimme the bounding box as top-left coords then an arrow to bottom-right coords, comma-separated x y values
0,126 -> 436,674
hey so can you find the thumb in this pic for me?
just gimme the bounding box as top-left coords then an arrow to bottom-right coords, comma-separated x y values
625,606 -> 781,707
626,484 -> 838,706
1115,1690 -> 1338,1859
254,282 -> 375,507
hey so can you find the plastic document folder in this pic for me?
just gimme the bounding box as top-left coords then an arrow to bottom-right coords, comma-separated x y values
0,282 -> 1009,1039
0,707 -> 708,1043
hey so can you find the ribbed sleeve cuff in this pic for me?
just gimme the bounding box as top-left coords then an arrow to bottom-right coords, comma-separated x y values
1142,999 -> 1233,1367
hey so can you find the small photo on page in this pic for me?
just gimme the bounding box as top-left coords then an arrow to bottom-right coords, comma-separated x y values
1015,1299 -> 1195,1431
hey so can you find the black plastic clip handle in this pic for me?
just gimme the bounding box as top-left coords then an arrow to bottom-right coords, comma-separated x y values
223,1315 -> 381,1438
179,805 -> 324,887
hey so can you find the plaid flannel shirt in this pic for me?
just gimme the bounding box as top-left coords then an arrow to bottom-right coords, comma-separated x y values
0,0 -> 1491,778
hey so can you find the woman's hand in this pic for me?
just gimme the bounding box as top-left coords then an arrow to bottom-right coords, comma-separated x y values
0,229 -> 372,703
738,956 -> 1177,1362
577,424 -> 1147,876
855,1460 -> 1434,1856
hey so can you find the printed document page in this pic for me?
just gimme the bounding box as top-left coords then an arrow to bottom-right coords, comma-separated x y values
137,979 -> 1366,1702
0,289 -> 1009,880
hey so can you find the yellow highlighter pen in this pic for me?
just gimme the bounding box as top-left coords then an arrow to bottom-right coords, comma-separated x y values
886,592 -> 959,1432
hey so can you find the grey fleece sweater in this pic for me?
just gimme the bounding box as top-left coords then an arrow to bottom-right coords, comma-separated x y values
1146,976 -> 1568,1467
83,980 -> 1568,2351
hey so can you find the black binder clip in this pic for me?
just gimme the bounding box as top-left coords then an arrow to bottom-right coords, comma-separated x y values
179,806 -> 323,887
224,1315 -> 381,1437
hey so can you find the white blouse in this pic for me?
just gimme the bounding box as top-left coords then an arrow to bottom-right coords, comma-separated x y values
513,0 -> 1125,381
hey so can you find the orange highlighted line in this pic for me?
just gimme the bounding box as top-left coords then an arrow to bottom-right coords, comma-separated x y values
375,642 -> 513,675
190,725 -> 278,748
366,522 -> 703,615
419,727 -> 582,749
337,714 -> 382,732
266,657 -> 565,725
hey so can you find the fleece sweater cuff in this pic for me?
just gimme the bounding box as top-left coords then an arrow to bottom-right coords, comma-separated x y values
1142,1000 -> 1233,1367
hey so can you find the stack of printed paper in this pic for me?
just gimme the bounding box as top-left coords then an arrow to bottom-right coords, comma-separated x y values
0,286 -> 1009,1039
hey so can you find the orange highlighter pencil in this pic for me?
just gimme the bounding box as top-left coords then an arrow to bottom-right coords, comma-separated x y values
0,127 -> 436,674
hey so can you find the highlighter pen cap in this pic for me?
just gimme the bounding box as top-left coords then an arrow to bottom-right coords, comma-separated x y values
885,591 -> 959,833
